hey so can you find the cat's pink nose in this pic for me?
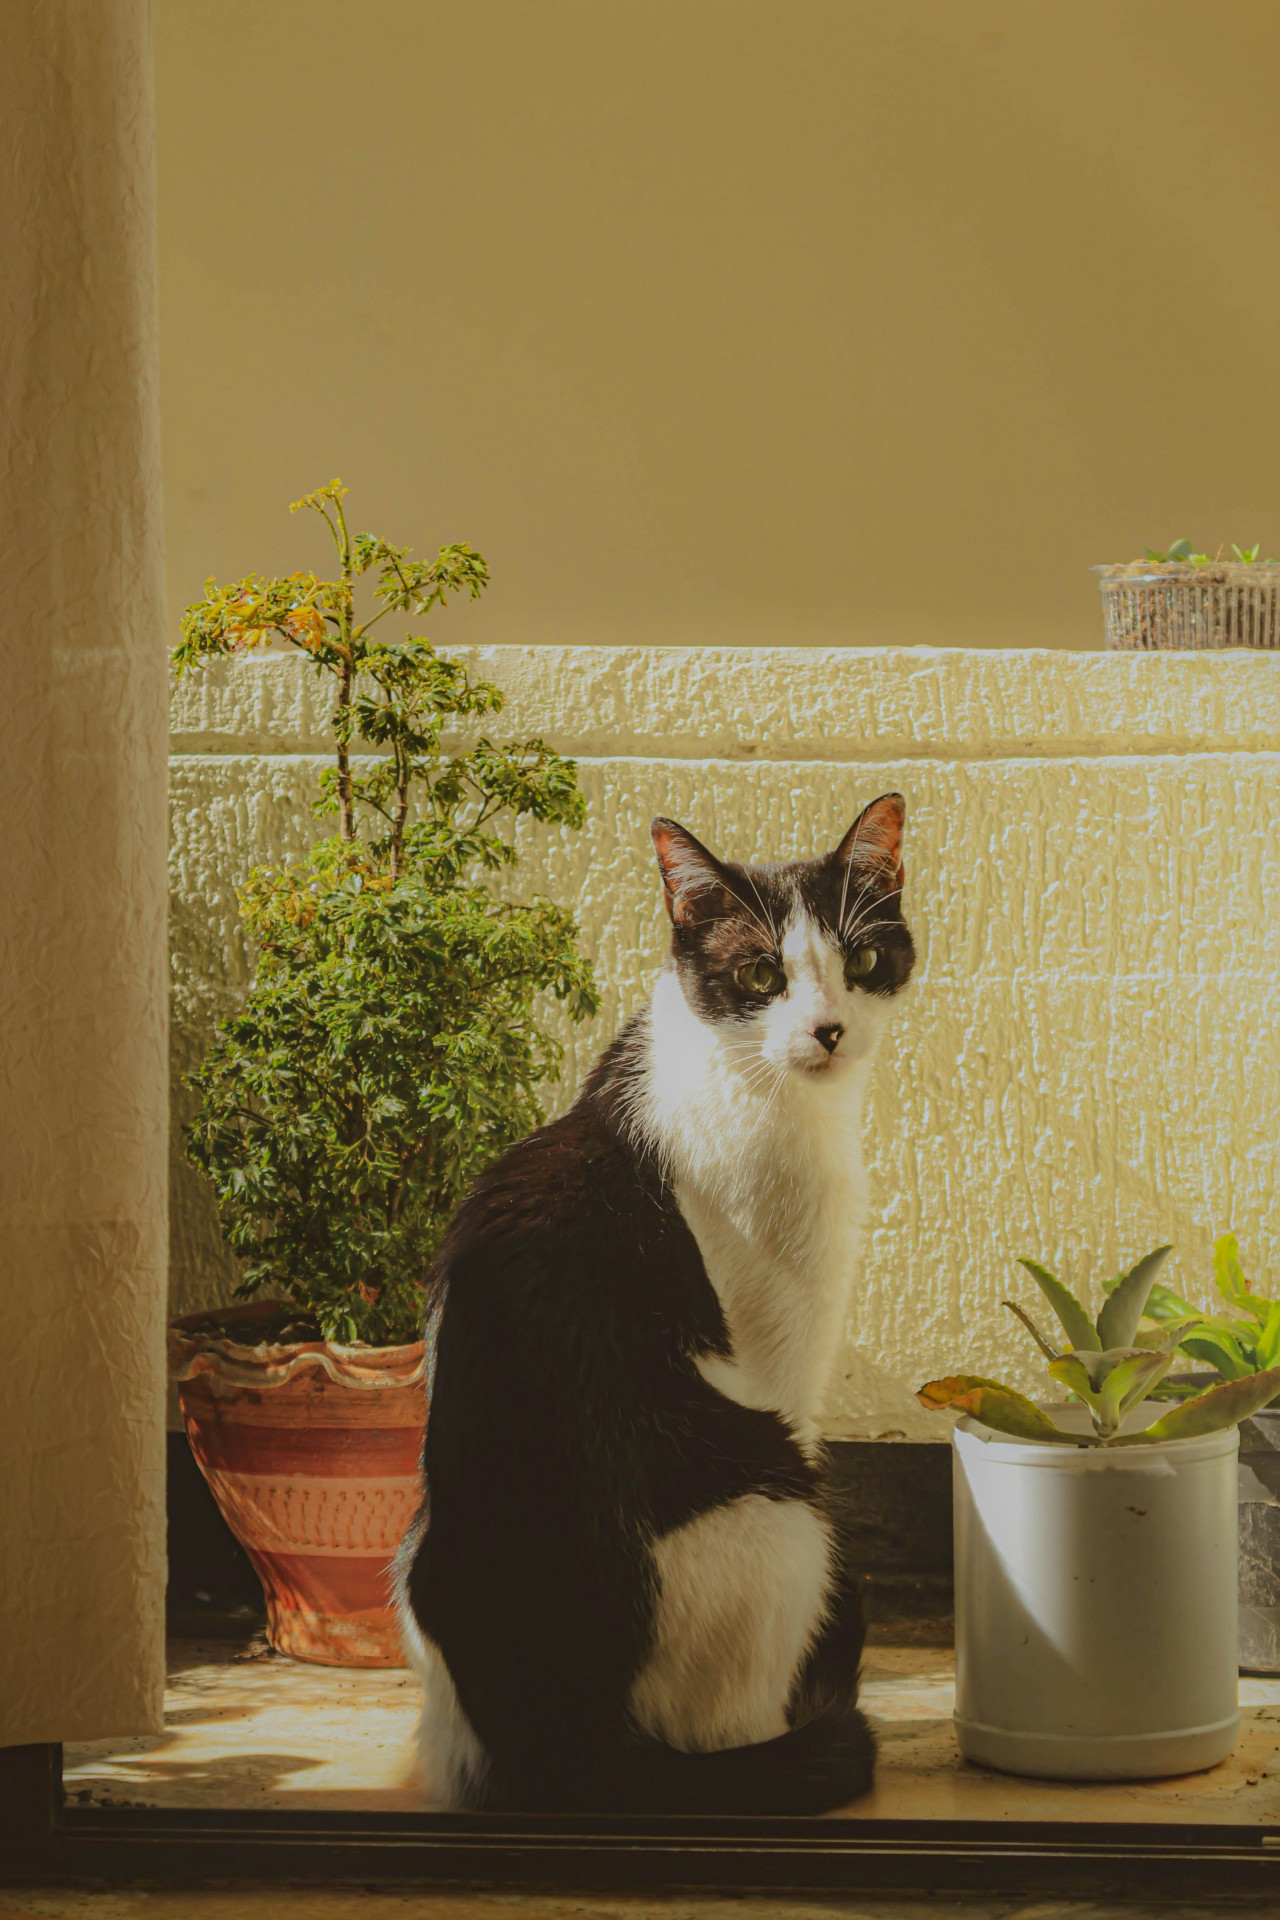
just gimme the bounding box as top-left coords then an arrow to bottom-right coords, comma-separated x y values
814,1023 -> 844,1055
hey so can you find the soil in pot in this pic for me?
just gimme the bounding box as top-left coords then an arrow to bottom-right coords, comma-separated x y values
169,1302 -> 427,1668
1094,559 -> 1280,650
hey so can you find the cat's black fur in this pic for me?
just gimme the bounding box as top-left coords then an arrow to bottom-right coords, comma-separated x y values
398,805 -> 914,1814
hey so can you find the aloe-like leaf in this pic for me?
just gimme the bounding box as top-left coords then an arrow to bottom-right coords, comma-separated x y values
1004,1299 -> 1062,1361
1199,1311 -> 1260,1336
916,1375 -> 1076,1443
1048,1353 -> 1100,1405
1096,1349 -> 1173,1435
1096,1245 -> 1173,1350
1018,1258 -> 1101,1352
1116,1366 -> 1280,1444
1255,1300 -> 1280,1372
1114,1275 -> 1198,1322
1214,1233 -> 1261,1322
1148,1370 -> 1218,1402
957,1388 -> 1077,1444
916,1374 -> 1011,1409
1135,1315 -> 1202,1354
1196,1311 -> 1263,1353
1059,1347 -> 1142,1389
1180,1329 -> 1254,1379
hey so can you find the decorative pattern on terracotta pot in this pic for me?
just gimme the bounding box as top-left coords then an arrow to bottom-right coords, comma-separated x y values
169,1305 -> 426,1668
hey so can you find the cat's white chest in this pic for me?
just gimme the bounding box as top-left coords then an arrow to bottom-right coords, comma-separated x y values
675,1123 -> 867,1429
635,964 -> 883,1430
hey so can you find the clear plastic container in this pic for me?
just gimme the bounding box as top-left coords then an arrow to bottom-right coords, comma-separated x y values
1094,561 -> 1280,651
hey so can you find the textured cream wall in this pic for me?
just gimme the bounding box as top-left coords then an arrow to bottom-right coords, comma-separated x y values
154,0 -> 1280,654
170,649 -> 1280,1441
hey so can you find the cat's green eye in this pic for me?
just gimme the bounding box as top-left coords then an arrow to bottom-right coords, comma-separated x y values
844,947 -> 878,984
736,955 -> 785,996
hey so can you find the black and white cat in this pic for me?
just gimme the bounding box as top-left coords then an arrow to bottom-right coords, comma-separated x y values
395,794 -> 916,1814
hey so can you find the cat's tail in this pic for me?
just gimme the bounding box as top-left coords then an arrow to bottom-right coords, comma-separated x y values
625,1703 -> 877,1816
482,1704 -> 876,1817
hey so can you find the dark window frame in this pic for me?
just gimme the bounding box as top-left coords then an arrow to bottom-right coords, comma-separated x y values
4,1744 -> 1280,1897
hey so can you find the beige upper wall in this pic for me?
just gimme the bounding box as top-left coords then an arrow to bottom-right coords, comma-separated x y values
156,0 -> 1280,652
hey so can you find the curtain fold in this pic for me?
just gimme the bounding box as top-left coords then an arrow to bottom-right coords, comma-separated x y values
1,0 -> 168,1742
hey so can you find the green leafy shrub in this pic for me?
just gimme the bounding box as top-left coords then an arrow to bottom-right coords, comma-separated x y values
176,481 -> 599,1347
918,1244 -> 1280,1447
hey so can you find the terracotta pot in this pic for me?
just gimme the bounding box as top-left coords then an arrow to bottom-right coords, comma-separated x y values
169,1302 -> 426,1667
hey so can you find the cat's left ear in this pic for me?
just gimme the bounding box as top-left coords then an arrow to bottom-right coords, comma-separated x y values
833,792 -> 905,886
650,818 -> 739,925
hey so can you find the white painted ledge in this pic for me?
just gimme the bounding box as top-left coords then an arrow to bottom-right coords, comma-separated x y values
169,650 -> 1280,1439
170,645 -> 1280,760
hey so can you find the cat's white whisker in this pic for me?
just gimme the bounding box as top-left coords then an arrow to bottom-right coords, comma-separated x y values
838,918 -> 900,943
843,885 -> 903,940
740,869 -> 783,949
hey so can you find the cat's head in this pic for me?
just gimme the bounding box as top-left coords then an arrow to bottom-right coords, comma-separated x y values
649,795 -> 915,1079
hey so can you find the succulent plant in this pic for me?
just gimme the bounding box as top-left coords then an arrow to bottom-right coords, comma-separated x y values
1132,1233 -> 1280,1404
918,1243 -> 1280,1447
1141,539 -> 1276,564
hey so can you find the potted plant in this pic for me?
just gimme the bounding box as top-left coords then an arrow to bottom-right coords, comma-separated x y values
168,481 -> 599,1666
1095,539 -> 1280,650
919,1245 -> 1280,1780
1133,1234 -> 1280,1674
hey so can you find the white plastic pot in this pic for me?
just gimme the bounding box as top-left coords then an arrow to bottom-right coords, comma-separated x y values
953,1407 -> 1239,1780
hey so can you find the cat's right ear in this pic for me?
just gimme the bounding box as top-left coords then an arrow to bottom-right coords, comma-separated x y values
650,819 -> 737,925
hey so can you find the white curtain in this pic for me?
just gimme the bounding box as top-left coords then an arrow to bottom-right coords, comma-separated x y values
1,0 -> 168,1742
